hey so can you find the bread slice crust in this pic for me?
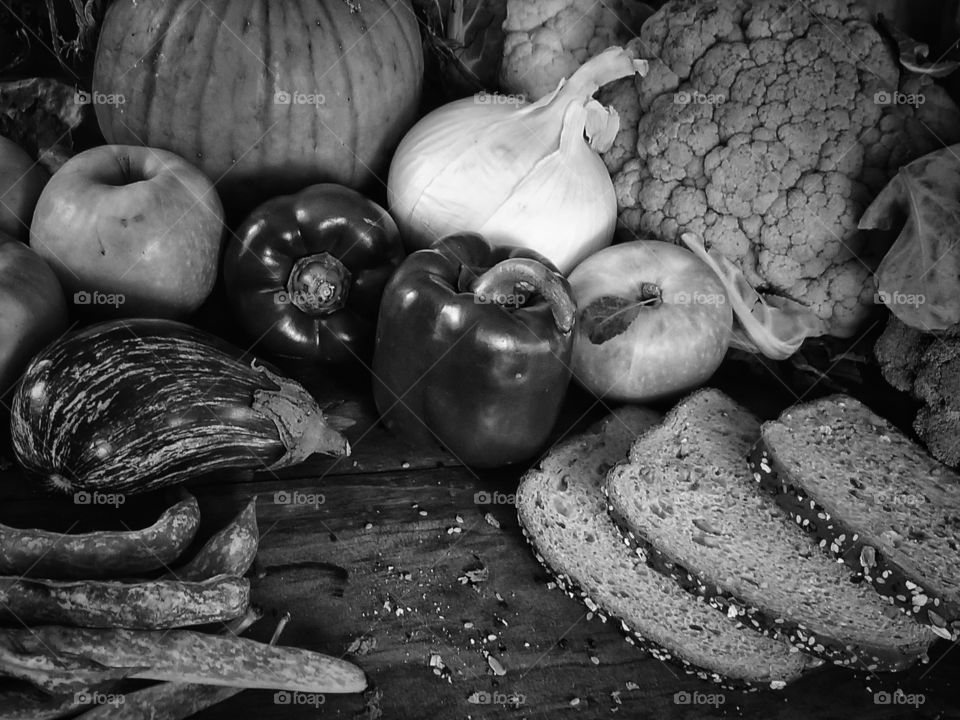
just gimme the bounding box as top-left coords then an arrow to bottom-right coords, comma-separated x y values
516,407 -> 817,690
604,389 -> 935,673
753,394 -> 960,641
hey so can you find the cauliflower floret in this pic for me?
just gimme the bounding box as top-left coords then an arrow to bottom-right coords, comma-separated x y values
500,0 -> 652,100
600,0 -> 960,337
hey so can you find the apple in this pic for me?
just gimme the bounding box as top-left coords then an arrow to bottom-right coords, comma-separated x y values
0,135 -> 49,241
569,240 -> 733,402
0,232 -> 67,394
30,145 -> 223,318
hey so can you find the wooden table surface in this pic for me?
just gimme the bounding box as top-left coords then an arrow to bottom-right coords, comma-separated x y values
0,348 -> 958,720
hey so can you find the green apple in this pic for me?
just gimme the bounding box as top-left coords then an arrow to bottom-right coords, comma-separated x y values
30,145 -> 224,318
569,240 -> 733,402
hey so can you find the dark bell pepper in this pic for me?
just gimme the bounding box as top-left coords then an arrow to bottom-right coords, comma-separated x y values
223,184 -> 405,363
372,233 -> 577,468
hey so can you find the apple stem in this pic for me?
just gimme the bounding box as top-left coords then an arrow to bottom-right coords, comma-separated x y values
636,282 -> 662,307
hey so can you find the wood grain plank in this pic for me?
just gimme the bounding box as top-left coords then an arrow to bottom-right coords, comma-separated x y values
6,468 -> 945,720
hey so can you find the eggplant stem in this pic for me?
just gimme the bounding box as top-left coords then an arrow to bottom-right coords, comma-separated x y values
250,363 -> 351,469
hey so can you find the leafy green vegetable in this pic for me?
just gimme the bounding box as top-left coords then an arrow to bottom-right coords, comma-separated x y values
859,143 -> 960,332
0,78 -> 86,174
413,0 -> 507,99
0,0 -> 104,75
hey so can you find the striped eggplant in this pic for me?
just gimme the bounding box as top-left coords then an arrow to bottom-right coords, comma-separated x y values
10,319 -> 352,495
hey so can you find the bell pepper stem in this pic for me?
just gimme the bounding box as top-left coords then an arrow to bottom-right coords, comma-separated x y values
286,253 -> 352,317
470,258 -> 577,333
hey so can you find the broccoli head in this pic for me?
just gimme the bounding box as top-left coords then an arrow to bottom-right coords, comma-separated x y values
601,0 -> 960,337
875,315 -> 960,467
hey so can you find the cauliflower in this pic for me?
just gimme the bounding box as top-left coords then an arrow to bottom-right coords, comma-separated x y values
500,0 -> 654,100
601,0 -> 960,337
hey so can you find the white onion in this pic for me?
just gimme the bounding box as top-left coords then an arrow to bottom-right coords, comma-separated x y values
387,47 -> 647,274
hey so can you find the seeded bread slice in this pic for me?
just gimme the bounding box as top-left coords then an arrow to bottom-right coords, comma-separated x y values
604,389 -> 936,672
752,395 -> 960,641
516,407 -> 818,689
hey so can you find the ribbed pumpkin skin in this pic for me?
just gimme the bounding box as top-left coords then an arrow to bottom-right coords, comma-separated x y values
92,0 -> 423,201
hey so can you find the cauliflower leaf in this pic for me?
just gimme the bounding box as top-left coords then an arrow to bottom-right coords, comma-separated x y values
681,233 -> 821,359
860,143 -> 960,332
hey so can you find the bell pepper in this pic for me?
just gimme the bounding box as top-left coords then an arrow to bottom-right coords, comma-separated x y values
0,232 -> 67,394
372,233 -> 577,467
223,184 -> 405,363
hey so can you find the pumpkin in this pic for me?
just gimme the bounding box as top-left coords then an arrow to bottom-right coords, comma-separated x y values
92,0 -> 423,204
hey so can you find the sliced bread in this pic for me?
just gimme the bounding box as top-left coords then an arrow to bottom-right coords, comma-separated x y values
752,394 -> 960,640
604,389 -> 936,672
516,407 -> 819,689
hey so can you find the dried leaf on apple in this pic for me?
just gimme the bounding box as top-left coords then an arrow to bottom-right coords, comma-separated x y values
581,296 -> 647,344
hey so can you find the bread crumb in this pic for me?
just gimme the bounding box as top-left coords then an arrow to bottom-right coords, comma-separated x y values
486,653 -> 507,676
